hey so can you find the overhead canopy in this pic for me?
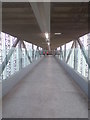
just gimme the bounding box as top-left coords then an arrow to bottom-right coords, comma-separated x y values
2,2 -> 88,50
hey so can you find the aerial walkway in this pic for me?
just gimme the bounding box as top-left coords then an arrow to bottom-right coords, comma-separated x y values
3,56 -> 88,118
1,2 -> 89,119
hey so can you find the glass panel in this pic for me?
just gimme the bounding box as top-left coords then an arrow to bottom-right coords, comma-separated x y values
58,34 -> 89,81
0,32 -> 41,80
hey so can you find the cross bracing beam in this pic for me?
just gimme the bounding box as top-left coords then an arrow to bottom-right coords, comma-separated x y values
66,41 -> 75,63
77,39 -> 90,68
74,40 -> 78,70
19,41 -> 23,70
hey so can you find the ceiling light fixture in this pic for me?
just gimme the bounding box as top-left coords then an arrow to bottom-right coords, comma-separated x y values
48,42 -> 50,46
45,32 -> 49,39
55,33 -> 62,35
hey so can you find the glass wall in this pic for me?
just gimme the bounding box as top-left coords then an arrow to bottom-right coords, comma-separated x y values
57,33 -> 89,80
0,32 -> 41,80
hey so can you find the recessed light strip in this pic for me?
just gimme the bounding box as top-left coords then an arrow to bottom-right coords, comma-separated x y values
45,32 -> 49,39
55,33 -> 62,35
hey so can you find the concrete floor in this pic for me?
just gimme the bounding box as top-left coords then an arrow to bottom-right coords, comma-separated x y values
89,111 -> 90,119
3,56 -> 88,118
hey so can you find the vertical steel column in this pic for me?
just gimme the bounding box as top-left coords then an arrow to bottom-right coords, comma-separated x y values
19,41 -> 22,70
22,41 -> 32,63
88,44 -> 90,80
32,44 -> 34,61
55,48 -> 57,56
60,46 -> 63,60
74,40 -> 78,70
38,47 -> 41,57
64,44 -> 66,62
60,47 -> 61,59
35,46 -> 38,59
37,46 -> 39,58
88,34 -> 90,80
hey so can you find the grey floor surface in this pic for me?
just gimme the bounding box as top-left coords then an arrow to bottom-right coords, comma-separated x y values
3,56 -> 88,118
89,110 -> 90,119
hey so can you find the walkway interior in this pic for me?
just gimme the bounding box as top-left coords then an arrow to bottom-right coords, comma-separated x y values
3,56 -> 88,118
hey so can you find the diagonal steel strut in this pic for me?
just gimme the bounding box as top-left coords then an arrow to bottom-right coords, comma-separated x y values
77,39 -> 90,68
66,41 -> 75,63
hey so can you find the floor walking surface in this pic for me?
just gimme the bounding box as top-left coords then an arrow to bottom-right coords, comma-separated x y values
3,56 -> 88,118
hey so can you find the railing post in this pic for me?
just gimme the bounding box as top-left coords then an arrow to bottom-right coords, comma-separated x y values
38,47 -> 41,57
60,46 -> 63,60
35,46 -> 38,59
64,44 -> 66,62
19,41 -> 22,70
37,46 -> 39,58
32,44 -> 34,61
74,40 -> 78,70
22,41 -> 32,63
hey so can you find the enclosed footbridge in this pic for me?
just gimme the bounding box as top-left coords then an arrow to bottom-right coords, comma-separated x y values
0,2 -> 90,118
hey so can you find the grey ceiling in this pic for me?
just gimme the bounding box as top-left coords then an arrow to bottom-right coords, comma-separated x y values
2,2 -> 88,50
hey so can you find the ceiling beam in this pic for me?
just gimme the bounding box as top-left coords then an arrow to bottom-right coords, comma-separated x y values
30,2 -> 50,33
